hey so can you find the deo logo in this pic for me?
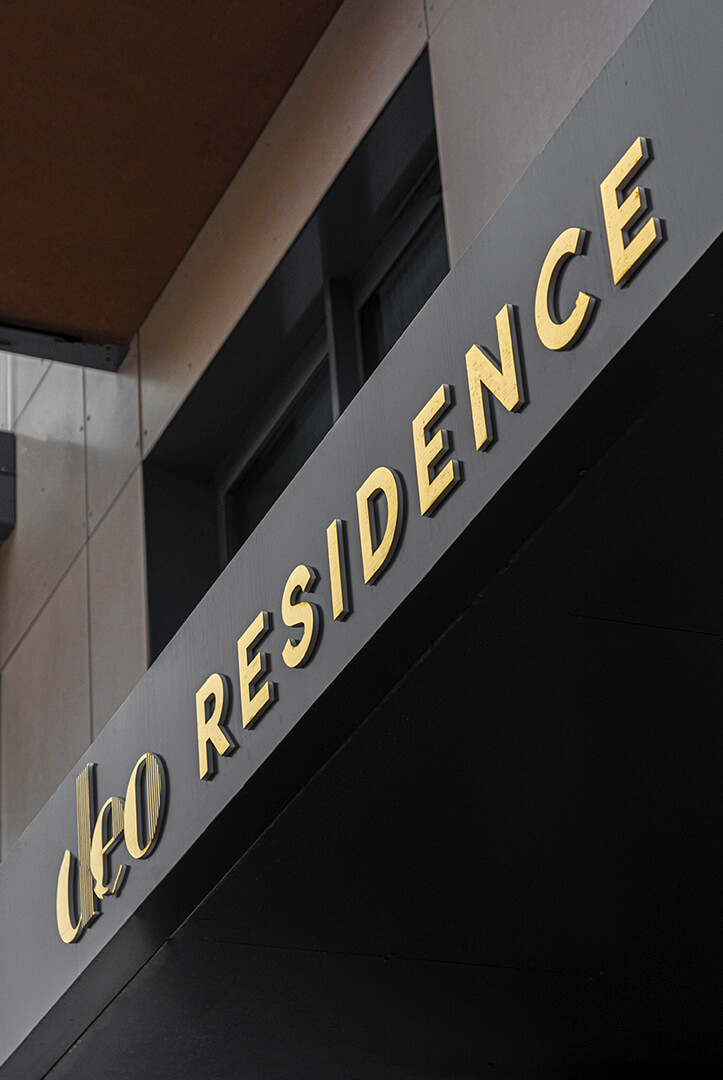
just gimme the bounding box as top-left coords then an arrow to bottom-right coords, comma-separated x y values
55,754 -> 166,943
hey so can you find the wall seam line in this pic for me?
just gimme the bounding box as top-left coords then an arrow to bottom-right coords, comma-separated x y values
137,330 -> 146,461
10,360 -> 53,431
82,371 -> 94,743
86,462 -> 139,543
1,455 -> 143,675
0,543 -> 87,673
136,331 -> 152,670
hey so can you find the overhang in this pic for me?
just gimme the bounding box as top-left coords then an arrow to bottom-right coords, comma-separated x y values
1,0 -> 342,366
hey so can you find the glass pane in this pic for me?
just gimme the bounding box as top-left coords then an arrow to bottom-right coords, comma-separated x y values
225,360 -> 333,558
361,201 -> 449,377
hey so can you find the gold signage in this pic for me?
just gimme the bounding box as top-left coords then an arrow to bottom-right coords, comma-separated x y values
600,136 -> 662,285
57,139 -> 663,942
356,465 -> 403,585
56,755 -> 166,942
193,137 -> 664,782
465,303 -> 523,451
281,564 -> 320,668
238,610 -> 275,728
412,383 -> 460,516
326,518 -> 350,621
196,672 -> 234,780
534,227 -> 595,351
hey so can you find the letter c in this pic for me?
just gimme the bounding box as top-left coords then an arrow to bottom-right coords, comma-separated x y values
534,227 -> 595,351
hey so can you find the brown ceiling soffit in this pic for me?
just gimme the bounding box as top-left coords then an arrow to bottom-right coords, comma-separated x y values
0,0 -> 343,362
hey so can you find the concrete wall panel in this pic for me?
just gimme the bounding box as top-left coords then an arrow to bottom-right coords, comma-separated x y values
5,354 -> 51,429
85,339 -> 141,531
0,364 -> 85,666
429,0 -> 653,264
424,0 -> 454,36
88,467 -> 147,737
0,550 -> 90,855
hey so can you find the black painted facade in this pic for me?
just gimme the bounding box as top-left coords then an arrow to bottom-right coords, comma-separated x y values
1,3 -> 721,1075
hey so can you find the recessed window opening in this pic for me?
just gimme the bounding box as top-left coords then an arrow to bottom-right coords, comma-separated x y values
355,158 -> 447,377
224,350 -> 332,560
144,51 -> 448,661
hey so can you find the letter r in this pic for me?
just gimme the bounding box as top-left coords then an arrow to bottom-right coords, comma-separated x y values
196,672 -> 236,780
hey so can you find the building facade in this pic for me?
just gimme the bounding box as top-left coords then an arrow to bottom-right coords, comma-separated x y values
1,1 -> 720,1075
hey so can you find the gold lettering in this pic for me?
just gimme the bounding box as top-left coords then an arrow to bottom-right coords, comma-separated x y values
281,565 -> 319,668
90,796 -> 126,899
56,851 -> 82,945
412,383 -> 460,515
326,519 -> 350,620
195,672 -> 235,780
237,611 -> 275,728
534,227 -> 594,351
124,753 -> 166,858
465,303 -> 523,451
56,763 -> 98,943
356,466 -> 402,584
600,136 -> 662,286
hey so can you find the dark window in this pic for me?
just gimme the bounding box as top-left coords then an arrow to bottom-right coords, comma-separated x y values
144,52 -> 448,660
360,179 -> 447,375
225,358 -> 333,558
